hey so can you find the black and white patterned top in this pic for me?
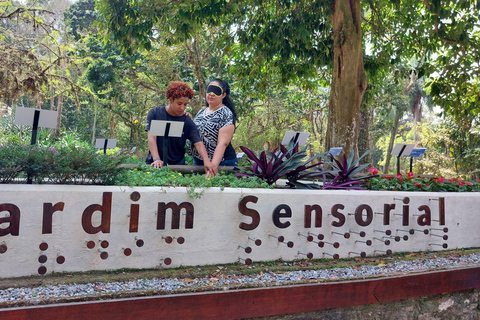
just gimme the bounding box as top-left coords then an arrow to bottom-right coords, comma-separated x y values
190,106 -> 236,160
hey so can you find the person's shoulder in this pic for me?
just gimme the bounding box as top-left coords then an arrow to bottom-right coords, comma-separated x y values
193,108 -> 207,119
220,106 -> 233,117
149,105 -> 165,114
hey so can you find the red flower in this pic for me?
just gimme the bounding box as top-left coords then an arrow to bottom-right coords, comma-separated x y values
368,167 -> 378,175
448,178 -> 456,182
396,173 -> 403,179
465,181 -> 474,186
436,176 -> 446,183
414,183 -> 422,188
457,180 -> 465,187
407,172 -> 414,178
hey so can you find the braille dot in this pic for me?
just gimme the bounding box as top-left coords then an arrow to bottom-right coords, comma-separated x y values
39,242 -> 48,251
100,252 -> 108,260
176,237 -> 185,244
101,240 -> 109,248
56,256 -> 65,264
38,266 -> 47,275
164,258 -> 172,265
136,239 -> 144,247
124,248 -> 132,256
38,255 -> 47,264
164,236 -> 173,244
0,244 -> 7,254
87,241 -> 95,249
130,192 -> 141,201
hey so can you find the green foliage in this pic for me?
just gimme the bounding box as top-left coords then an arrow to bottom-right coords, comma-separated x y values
415,118 -> 480,180
63,0 -> 98,40
365,0 -> 480,119
0,144 -> 24,183
112,166 -> 273,192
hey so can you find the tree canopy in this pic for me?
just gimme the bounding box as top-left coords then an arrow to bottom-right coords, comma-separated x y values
96,0 -> 480,158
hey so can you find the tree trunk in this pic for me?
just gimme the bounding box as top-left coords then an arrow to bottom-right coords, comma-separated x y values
91,98 -> 98,145
411,93 -> 422,142
358,90 -> 373,163
54,93 -> 63,137
383,109 -> 400,174
185,34 -> 206,113
326,0 -> 368,159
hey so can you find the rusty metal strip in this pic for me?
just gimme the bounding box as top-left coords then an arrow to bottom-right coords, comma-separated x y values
1,266 -> 479,320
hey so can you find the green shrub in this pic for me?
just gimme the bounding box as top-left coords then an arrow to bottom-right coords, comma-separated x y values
0,142 -> 128,184
0,144 -> 24,183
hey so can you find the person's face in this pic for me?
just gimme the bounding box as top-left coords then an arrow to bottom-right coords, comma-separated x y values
206,82 -> 226,107
168,97 -> 189,116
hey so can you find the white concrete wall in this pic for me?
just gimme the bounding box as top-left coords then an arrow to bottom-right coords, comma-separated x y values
0,185 -> 479,278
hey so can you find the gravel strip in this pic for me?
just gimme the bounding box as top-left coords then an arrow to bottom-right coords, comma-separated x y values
1,253 -> 479,304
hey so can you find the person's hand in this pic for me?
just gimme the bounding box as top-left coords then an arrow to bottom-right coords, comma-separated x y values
184,111 -> 192,118
151,159 -> 163,168
203,160 -> 217,177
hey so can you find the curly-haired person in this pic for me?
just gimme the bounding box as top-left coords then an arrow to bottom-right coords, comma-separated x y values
145,81 -> 214,175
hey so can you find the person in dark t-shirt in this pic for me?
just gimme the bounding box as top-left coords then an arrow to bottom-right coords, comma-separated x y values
145,81 -> 214,175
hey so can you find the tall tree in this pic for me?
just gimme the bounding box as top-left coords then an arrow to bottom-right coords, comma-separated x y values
96,0 -> 367,157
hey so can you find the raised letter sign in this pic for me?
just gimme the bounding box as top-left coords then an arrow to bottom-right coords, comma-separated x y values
331,204 -> 346,227
42,202 -> 65,234
157,202 -> 194,229
355,204 -> 373,227
0,204 -> 20,236
383,204 -> 395,225
129,204 -> 139,232
304,205 -> 322,228
273,204 -> 291,229
238,196 -> 260,231
402,197 -> 410,226
417,205 -> 431,226
439,197 -> 445,225
82,192 -> 112,234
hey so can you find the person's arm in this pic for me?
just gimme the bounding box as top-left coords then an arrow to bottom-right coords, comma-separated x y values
193,142 -> 216,176
147,132 -> 163,168
211,124 -> 235,170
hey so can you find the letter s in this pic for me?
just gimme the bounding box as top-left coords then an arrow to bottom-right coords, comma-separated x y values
238,196 -> 260,231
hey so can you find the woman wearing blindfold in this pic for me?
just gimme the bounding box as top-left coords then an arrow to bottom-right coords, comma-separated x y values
145,81 -> 214,175
189,79 -> 237,176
